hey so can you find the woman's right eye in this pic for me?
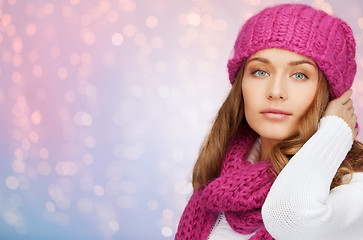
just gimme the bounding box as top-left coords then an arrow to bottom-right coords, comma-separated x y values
252,70 -> 269,77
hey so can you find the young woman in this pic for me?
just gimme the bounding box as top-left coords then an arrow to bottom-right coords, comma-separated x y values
175,3 -> 363,240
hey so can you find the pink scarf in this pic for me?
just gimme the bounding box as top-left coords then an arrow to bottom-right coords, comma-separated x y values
175,126 -> 276,240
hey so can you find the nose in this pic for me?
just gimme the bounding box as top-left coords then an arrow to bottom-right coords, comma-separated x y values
266,77 -> 287,100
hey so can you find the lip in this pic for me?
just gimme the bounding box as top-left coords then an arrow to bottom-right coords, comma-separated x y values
260,108 -> 292,120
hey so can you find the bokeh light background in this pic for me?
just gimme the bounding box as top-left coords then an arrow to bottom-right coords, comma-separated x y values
0,0 -> 363,239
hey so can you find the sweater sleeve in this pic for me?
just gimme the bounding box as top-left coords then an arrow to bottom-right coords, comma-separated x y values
261,116 -> 363,240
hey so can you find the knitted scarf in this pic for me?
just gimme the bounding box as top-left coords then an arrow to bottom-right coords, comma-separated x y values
175,126 -> 276,240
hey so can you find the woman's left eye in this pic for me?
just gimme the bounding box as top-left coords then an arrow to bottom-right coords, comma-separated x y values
292,72 -> 308,80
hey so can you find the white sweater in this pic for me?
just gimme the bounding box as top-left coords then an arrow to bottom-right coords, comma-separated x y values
208,116 -> 363,240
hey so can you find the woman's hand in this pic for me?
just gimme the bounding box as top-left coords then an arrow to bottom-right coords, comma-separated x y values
323,89 -> 357,139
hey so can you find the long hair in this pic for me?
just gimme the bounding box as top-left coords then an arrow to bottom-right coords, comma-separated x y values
192,68 -> 363,190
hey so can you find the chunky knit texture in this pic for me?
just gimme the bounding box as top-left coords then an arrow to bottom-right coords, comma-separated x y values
175,126 -> 275,240
227,4 -> 356,100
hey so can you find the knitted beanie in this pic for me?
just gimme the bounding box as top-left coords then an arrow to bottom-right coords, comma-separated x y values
227,3 -> 357,100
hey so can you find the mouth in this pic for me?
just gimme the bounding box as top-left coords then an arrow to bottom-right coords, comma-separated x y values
260,108 -> 292,120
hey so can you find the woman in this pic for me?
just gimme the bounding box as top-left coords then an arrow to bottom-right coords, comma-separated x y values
175,3 -> 363,240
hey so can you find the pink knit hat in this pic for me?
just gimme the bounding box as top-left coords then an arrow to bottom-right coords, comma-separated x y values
227,3 -> 357,100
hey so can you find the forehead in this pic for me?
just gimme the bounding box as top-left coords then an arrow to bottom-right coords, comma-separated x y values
247,48 -> 316,65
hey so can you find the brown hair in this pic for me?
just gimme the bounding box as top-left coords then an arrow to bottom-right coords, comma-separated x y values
192,68 -> 363,190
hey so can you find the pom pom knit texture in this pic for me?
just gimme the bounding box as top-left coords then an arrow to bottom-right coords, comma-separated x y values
227,4 -> 356,100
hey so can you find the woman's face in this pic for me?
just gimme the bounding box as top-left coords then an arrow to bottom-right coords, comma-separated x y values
242,48 -> 319,143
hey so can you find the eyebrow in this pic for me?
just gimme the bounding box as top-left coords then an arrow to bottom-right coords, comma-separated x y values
247,57 -> 317,69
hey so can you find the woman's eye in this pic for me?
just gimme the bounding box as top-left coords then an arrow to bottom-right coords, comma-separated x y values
252,70 -> 269,77
292,72 -> 308,80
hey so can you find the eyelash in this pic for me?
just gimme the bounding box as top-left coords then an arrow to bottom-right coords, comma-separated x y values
250,69 -> 309,80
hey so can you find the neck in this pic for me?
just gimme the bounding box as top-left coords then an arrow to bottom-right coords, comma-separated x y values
260,137 -> 280,160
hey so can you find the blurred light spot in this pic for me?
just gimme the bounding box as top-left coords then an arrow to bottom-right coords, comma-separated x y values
36,88 -> 47,100
21,139 -> 31,150
172,150 -> 184,162
6,176 -> 19,190
57,67 -> 68,80
37,161 -> 51,176
6,24 -> 16,37
12,71 -> 22,84
81,52 -> 92,65
69,53 -> 80,65
70,0 -> 80,5
12,37 -> 22,53
201,14 -> 213,27
122,0 -> 136,12
134,33 -> 146,46
80,177 -> 94,191
124,143 -> 145,161
162,209 -> 174,220
359,18 -> 363,30
99,0 -> 110,12
12,55 -> 22,67
123,24 -> 136,37
155,60 -> 166,73
81,14 -> 92,26
62,5 -> 72,18
26,23 -> 37,36
55,161 -> 78,176
58,107 -> 70,121
3,210 -> 20,225
205,47 -> 219,60
50,46 -> 61,58
161,226 -> 173,237
213,19 -> 227,31
94,185 -> 104,196
107,10 -> 119,23
28,50 -> 38,62
84,31 -> 95,45
178,58 -> 191,72
74,111 -> 93,126
12,159 -> 25,173
158,85 -> 170,98
33,64 -> 43,77
31,110 -> 42,125
131,85 -> 144,98
14,148 -> 23,160
116,195 -> 134,208
48,185 -> 64,202
77,198 -> 93,212
108,220 -> 119,231
9,194 -> 22,207
112,33 -> 124,46
46,201 -> 56,212
8,0 -> 17,5
178,13 -> 188,26
186,28 -> 198,41
147,200 -> 159,211
83,153 -> 94,165
2,14 -> 11,26
39,147 -> 49,159
65,90 -> 75,103
17,176 -> 29,190
85,136 -> 96,148
146,16 -> 158,28
29,131 -> 39,143
152,36 -> 163,49
43,3 -> 54,15
187,12 -> 201,26
174,180 -> 193,195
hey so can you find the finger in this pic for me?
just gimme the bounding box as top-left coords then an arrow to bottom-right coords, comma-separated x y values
338,89 -> 353,104
345,99 -> 353,109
